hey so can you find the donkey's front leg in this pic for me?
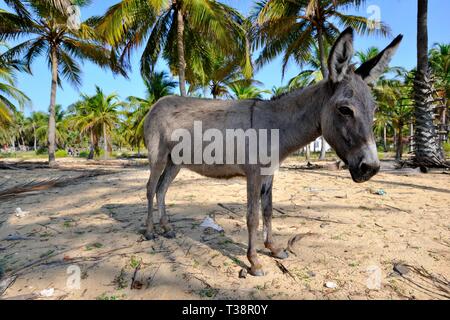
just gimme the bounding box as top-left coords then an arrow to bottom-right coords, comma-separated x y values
261,176 -> 288,259
246,173 -> 264,276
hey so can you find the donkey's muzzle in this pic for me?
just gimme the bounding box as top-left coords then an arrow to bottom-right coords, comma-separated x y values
350,161 -> 380,183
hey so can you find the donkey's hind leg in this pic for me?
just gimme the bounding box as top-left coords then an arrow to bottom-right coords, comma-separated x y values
261,176 -> 288,259
156,160 -> 180,239
144,158 -> 167,240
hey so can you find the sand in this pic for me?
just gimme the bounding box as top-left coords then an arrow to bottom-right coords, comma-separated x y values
0,158 -> 449,300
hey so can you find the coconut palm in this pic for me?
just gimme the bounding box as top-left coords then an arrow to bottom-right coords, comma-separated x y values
96,0 -> 250,97
25,111 -> 47,151
0,0 -> 124,164
374,79 -> 414,160
126,71 -> 177,151
413,0 -> 445,167
0,42 -> 30,126
254,0 -> 390,78
228,82 -> 270,100
69,94 -> 100,159
72,87 -> 123,159
34,104 -> 69,149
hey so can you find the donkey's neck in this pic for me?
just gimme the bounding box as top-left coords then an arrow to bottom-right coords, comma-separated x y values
262,80 -> 331,160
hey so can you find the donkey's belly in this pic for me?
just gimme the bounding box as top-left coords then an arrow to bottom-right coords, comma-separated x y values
182,164 -> 246,179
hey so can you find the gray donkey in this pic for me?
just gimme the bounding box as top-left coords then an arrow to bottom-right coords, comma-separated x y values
143,28 -> 402,276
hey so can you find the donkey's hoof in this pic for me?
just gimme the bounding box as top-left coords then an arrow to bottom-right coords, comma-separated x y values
272,250 -> 289,260
163,230 -> 176,239
249,267 -> 265,277
144,231 -> 157,240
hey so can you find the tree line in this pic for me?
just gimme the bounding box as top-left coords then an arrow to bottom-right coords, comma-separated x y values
0,0 -> 448,166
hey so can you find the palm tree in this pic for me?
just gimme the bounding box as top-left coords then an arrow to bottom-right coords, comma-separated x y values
0,42 -> 30,126
34,105 -> 69,150
71,87 -> 123,159
429,43 -> 450,147
69,94 -> 100,159
228,82 -> 270,100
96,0 -> 249,97
126,71 -> 177,152
374,79 -> 414,160
255,0 -> 390,161
25,111 -> 47,151
0,1 -> 123,165
254,0 -> 390,78
413,0 -> 445,167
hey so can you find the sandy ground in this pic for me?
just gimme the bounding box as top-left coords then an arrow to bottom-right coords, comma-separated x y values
0,158 -> 449,300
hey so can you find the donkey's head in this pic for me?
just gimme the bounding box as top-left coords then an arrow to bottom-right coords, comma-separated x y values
321,28 -> 402,183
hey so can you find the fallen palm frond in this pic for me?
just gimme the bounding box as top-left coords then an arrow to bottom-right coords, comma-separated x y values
396,264 -> 450,299
0,171 -> 112,200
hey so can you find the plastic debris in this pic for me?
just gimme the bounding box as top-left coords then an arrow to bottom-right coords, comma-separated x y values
325,281 -> 338,289
200,217 -> 224,232
370,189 -> 386,196
39,288 -> 54,297
15,207 -> 29,218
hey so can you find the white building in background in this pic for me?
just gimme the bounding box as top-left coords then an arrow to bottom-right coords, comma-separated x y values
308,137 -> 332,153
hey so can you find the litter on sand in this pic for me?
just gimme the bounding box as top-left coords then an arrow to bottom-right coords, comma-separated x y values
200,217 -> 224,232
15,208 -> 29,218
39,288 -> 54,297
325,281 -> 338,289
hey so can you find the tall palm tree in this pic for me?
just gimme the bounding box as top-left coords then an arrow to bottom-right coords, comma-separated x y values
0,1 -> 123,165
413,0 -> 445,167
96,0 -> 249,97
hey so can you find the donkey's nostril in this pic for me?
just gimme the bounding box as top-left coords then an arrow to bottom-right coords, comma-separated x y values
359,162 -> 380,176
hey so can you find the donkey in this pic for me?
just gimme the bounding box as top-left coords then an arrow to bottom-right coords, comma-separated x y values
143,28 -> 403,276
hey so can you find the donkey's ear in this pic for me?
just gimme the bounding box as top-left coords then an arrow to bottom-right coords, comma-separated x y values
355,35 -> 403,84
328,27 -> 354,83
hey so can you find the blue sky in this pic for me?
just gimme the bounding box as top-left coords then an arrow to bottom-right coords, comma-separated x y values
1,0 -> 449,115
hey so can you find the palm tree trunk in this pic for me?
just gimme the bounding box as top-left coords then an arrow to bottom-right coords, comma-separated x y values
103,123 -> 108,159
48,46 -> 58,165
88,130 -> 95,160
305,145 -> 311,161
33,125 -> 37,151
383,124 -> 387,152
176,8 -> 187,97
409,121 -> 414,153
413,0 -> 445,167
396,123 -> 403,161
316,27 -> 329,79
317,26 -> 329,161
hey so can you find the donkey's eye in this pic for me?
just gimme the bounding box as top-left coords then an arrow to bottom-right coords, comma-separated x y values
338,106 -> 354,117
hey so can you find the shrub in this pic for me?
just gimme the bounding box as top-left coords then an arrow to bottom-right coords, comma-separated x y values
443,142 -> 450,153
79,150 -> 89,158
35,147 -> 48,155
0,152 -> 16,158
55,149 -> 68,157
